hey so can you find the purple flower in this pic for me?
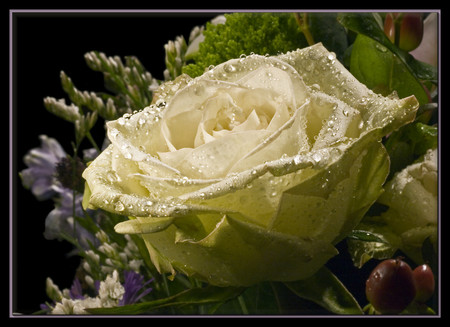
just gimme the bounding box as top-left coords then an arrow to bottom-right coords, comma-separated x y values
20,135 -> 66,200
119,271 -> 153,306
20,135 -> 100,249
69,278 -> 85,300
42,185 -> 99,250
43,186 -> 84,239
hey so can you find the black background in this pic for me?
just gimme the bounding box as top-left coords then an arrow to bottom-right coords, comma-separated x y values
11,10 -> 220,314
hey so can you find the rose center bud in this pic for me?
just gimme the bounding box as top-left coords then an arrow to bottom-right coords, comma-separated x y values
212,92 -> 276,133
214,105 -> 246,131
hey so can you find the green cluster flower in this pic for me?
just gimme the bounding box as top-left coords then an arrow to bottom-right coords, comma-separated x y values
183,13 -> 308,77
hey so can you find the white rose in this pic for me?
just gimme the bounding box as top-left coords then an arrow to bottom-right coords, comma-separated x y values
378,148 -> 438,263
83,43 -> 418,286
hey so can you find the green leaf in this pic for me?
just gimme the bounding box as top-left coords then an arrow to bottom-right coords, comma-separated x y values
284,267 -> 363,315
85,285 -> 245,315
384,121 -> 438,179
346,218 -> 401,268
337,13 -> 437,84
350,34 -> 429,105
308,13 -> 348,63
347,229 -> 387,243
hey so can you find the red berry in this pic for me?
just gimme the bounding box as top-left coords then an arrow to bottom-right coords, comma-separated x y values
366,258 -> 416,314
412,264 -> 435,303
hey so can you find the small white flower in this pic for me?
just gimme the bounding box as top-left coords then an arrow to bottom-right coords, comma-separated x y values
72,298 -> 102,314
128,259 -> 143,272
85,249 -> 100,264
45,278 -> 63,302
51,298 -> 76,315
98,270 -> 125,307
95,230 -> 110,243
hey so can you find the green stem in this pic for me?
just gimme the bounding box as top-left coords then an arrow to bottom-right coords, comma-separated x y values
270,282 -> 283,314
238,295 -> 249,314
70,140 -> 80,241
162,274 -> 176,314
86,131 -> 101,153
294,13 -> 315,46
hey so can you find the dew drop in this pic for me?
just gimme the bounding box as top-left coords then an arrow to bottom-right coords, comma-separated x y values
311,84 -> 321,91
155,99 -> 166,108
115,201 -> 125,212
375,43 -> 388,53
312,152 -> 322,163
223,63 -> 236,73
106,170 -> 121,183
110,128 -> 120,138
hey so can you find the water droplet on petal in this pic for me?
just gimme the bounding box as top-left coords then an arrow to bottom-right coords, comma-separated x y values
223,63 -> 236,73
312,152 -> 322,163
115,201 -> 125,212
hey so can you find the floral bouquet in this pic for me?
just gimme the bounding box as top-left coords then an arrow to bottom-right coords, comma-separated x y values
14,11 -> 439,316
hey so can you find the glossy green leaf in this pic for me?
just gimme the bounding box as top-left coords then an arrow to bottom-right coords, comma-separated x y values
347,218 -> 401,268
350,34 -> 429,105
384,122 -> 438,179
284,267 -> 363,315
337,13 -> 437,83
347,229 -> 387,243
308,13 -> 348,62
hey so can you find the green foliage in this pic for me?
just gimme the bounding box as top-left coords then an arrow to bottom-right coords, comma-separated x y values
86,285 -> 246,315
84,51 -> 156,113
338,12 -> 437,106
284,267 -> 364,315
350,34 -> 430,105
183,13 -> 308,77
384,122 -> 438,180
307,13 -> 348,62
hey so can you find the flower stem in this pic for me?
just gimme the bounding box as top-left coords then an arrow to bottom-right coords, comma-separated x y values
294,13 -> 315,46
238,295 -> 249,314
86,131 -> 101,154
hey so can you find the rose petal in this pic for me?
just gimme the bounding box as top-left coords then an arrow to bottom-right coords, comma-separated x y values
228,100 -> 310,173
82,144 -> 221,218
206,55 -> 309,109
270,139 -> 389,244
309,93 -> 364,150
131,173 -> 221,198
138,213 -> 338,286
164,130 -> 271,179
278,44 -> 418,136
161,110 -> 202,150
236,66 -> 297,110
